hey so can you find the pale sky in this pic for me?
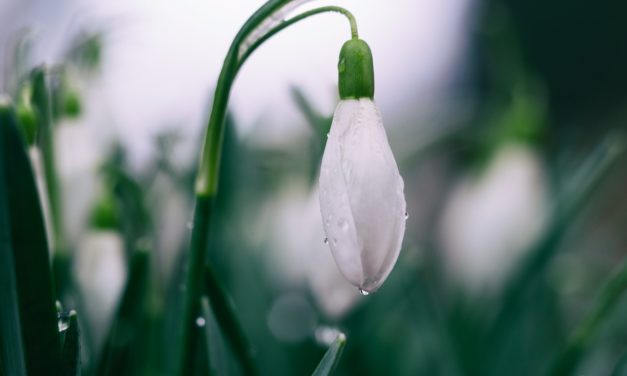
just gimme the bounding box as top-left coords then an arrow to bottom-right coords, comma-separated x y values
1,0 -> 474,166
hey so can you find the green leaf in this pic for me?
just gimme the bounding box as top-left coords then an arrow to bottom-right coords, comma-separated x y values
312,333 -> 347,376
611,352 -> 627,376
549,259 -> 627,375
488,135 -> 625,346
0,102 -> 27,376
97,248 -> 150,376
1,101 -> 61,374
59,311 -> 80,376
204,264 -> 257,376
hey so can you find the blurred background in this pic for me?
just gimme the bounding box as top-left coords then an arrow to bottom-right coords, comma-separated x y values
1,0 -> 627,375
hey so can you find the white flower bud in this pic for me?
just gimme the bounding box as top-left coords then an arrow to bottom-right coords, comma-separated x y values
438,143 -> 550,292
319,98 -> 406,293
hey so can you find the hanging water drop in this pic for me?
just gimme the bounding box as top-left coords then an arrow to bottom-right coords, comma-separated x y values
404,211 -> 409,220
196,317 -> 206,327
323,237 -> 329,244
57,314 -> 70,332
358,288 -> 370,296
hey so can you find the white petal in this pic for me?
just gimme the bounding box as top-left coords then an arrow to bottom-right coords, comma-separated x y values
319,99 -> 406,292
438,143 -> 550,292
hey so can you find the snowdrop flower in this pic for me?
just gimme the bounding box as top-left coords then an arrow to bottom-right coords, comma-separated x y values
319,38 -> 406,294
438,143 -> 549,292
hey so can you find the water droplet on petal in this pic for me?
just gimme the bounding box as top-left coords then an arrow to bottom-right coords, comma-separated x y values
358,289 -> 370,296
326,133 -> 330,138
323,237 -> 328,244
404,212 -> 409,220
196,317 -> 206,327
338,219 -> 348,231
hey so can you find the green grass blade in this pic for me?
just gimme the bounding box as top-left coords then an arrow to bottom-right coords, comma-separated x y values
97,248 -> 150,376
611,352 -> 627,376
0,101 -> 27,376
489,136 -> 625,341
204,265 -> 257,376
31,67 -> 64,251
59,311 -> 80,376
1,101 -> 61,374
548,259 -> 627,375
200,296 -> 223,376
312,333 -> 347,376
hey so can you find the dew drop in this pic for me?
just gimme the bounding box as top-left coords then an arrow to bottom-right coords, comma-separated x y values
358,289 -> 370,296
338,219 -> 349,231
58,321 -> 69,332
57,314 -> 70,332
326,133 -> 330,138
404,212 -> 409,220
196,317 -> 206,327
323,237 -> 328,244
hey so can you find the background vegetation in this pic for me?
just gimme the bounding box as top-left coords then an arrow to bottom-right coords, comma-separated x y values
1,0 -> 627,375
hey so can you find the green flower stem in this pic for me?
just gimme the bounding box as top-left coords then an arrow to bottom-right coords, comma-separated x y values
195,4 -> 358,197
180,1 -> 360,375
176,196 -> 212,376
549,258 -> 627,375
237,6 -> 359,68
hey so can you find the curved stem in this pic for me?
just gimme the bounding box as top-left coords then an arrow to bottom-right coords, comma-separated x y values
195,4 -> 358,197
180,2 -> 359,375
238,6 -> 359,68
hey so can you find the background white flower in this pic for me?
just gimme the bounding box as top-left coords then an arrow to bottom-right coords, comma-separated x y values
438,143 -> 550,293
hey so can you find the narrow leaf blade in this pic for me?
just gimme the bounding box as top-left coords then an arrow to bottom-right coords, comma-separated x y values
1,102 -> 60,374
59,311 -> 80,376
97,248 -> 150,376
312,333 -> 347,376
0,102 -> 27,376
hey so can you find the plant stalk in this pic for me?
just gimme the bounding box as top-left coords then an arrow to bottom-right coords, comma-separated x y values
179,1 -> 360,374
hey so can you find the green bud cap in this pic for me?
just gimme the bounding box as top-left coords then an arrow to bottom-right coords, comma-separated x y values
338,38 -> 375,99
63,90 -> 82,118
89,193 -> 120,230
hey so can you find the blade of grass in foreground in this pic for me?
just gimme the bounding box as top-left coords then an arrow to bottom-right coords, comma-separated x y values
548,258 -> 627,375
490,136 -> 625,338
59,311 -> 80,376
611,352 -> 627,376
312,333 -> 347,376
204,265 -> 257,376
1,101 -> 61,374
0,101 -> 27,376
97,248 -> 150,376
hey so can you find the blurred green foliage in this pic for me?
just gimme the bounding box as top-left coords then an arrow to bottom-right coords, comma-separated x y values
1,1 -> 627,375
